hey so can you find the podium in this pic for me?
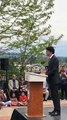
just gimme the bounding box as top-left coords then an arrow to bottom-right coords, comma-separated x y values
25,72 -> 47,118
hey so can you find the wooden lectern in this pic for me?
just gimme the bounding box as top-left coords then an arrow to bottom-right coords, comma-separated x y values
25,72 -> 47,118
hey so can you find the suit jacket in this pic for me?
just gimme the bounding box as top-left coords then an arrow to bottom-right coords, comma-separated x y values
47,55 -> 60,85
8,79 -> 19,91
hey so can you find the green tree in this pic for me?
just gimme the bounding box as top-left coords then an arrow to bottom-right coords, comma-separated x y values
0,0 -> 63,75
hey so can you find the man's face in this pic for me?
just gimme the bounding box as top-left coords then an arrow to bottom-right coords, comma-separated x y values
13,75 -> 16,80
46,50 -> 51,57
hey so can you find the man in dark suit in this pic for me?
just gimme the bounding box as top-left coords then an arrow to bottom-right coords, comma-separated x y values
46,46 -> 61,116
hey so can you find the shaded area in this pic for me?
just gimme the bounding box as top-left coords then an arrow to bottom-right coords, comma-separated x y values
11,107 -> 67,120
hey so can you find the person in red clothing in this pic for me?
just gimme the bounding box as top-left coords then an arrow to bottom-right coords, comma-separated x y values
19,91 -> 27,106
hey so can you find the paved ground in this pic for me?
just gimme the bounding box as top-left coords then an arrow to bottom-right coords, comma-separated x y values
0,100 -> 67,120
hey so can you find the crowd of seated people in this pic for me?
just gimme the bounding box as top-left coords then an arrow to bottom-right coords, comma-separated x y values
1,65 -> 67,109
0,72 -> 50,109
0,74 -> 28,109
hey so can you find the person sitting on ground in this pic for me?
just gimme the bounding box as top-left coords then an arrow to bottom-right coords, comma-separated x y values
0,90 -> 11,108
0,89 -> 4,109
19,91 -> 27,106
10,92 -> 18,106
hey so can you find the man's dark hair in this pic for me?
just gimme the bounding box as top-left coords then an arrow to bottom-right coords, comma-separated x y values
46,46 -> 55,54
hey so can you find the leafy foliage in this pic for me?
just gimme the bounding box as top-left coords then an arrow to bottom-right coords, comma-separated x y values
0,0 -> 63,75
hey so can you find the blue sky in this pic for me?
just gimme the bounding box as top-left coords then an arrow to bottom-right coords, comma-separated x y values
55,40 -> 67,57
49,0 -> 67,57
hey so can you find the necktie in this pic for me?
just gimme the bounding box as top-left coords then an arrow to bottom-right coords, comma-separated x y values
13,80 -> 16,89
